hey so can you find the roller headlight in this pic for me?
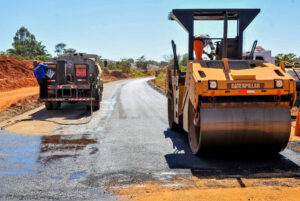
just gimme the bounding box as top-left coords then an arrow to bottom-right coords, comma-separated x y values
209,80 -> 217,89
274,79 -> 283,88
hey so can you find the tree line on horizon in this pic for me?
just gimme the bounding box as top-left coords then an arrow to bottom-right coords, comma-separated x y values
0,26 -> 299,67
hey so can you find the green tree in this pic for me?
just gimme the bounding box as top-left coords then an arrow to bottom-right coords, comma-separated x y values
136,56 -> 148,72
147,60 -> 159,66
127,58 -> 134,63
117,60 -> 131,73
120,58 -> 134,64
0,51 -> 9,57
163,54 -> 182,70
7,26 -> 50,60
159,61 -> 168,68
64,48 -> 76,54
107,62 -> 117,70
55,43 -> 77,55
275,53 -> 298,64
55,43 -> 66,55
163,53 -> 188,71
180,53 -> 188,67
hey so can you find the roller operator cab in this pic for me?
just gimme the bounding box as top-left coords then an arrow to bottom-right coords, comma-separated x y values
166,9 -> 296,155
43,53 -> 103,110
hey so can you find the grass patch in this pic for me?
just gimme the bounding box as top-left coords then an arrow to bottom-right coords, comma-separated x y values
154,72 -> 166,89
129,70 -> 151,78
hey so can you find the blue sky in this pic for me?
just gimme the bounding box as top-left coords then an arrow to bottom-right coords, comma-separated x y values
0,0 -> 299,61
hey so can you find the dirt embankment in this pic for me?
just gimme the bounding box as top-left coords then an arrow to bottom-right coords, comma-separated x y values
0,56 -> 38,91
102,71 -> 133,83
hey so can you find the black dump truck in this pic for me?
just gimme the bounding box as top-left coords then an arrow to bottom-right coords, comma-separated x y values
42,53 -> 103,110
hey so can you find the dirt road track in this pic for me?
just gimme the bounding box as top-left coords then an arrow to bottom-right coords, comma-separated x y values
0,78 -> 299,200
0,87 -> 39,110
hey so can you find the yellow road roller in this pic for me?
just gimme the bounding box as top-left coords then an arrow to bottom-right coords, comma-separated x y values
166,9 -> 296,154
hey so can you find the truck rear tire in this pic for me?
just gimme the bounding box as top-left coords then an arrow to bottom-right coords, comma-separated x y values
52,102 -> 61,110
86,101 -> 100,111
99,86 -> 103,102
93,101 -> 100,110
45,102 -> 52,110
91,87 -> 102,111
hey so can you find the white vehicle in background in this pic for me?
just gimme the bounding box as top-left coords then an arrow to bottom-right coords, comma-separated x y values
244,48 -> 275,64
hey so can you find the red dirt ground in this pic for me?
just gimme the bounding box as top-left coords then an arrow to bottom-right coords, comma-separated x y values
0,56 -> 38,91
102,71 -> 133,83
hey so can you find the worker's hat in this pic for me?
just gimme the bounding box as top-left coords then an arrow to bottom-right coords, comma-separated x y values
194,34 -> 210,39
33,60 -> 40,66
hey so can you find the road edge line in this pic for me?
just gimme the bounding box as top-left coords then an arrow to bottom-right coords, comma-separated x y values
147,79 -> 165,95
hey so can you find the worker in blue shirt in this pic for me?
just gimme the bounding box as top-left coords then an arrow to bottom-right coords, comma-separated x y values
33,61 -> 48,98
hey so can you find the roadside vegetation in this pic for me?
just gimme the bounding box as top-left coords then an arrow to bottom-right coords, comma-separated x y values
129,70 -> 150,77
100,55 -> 162,78
152,72 -> 166,91
152,53 -> 188,91
275,53 -> 299,66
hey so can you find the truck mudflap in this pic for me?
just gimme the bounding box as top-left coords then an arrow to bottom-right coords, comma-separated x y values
40,98 -> 95,101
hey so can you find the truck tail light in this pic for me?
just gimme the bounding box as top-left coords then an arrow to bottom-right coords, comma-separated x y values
76,68 -> 86,77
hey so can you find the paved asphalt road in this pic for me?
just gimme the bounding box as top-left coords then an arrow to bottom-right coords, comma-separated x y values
0,78 -> 299,200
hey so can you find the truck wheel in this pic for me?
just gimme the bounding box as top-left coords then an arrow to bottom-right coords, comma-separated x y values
168,96 -> 178,131
95,87 -> 102,102
45,102 -> 52,110
99,89 -> 103,102
93,101 -> 100,110
52,102 -> 61,110
86,104 -> 91,111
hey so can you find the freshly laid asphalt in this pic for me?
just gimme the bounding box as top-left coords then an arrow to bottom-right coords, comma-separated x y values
0,77 -> 299,200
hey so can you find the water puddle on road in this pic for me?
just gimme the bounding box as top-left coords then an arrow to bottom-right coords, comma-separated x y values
0,132 -> 40,176
38,134 -> 98,165
69,170 -> 87,180
0,131 -> 99,176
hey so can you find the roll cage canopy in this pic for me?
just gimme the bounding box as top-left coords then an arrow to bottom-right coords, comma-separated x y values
169,9 -> 260,60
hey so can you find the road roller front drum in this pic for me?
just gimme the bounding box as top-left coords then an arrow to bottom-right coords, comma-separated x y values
187,101 -> 291,154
